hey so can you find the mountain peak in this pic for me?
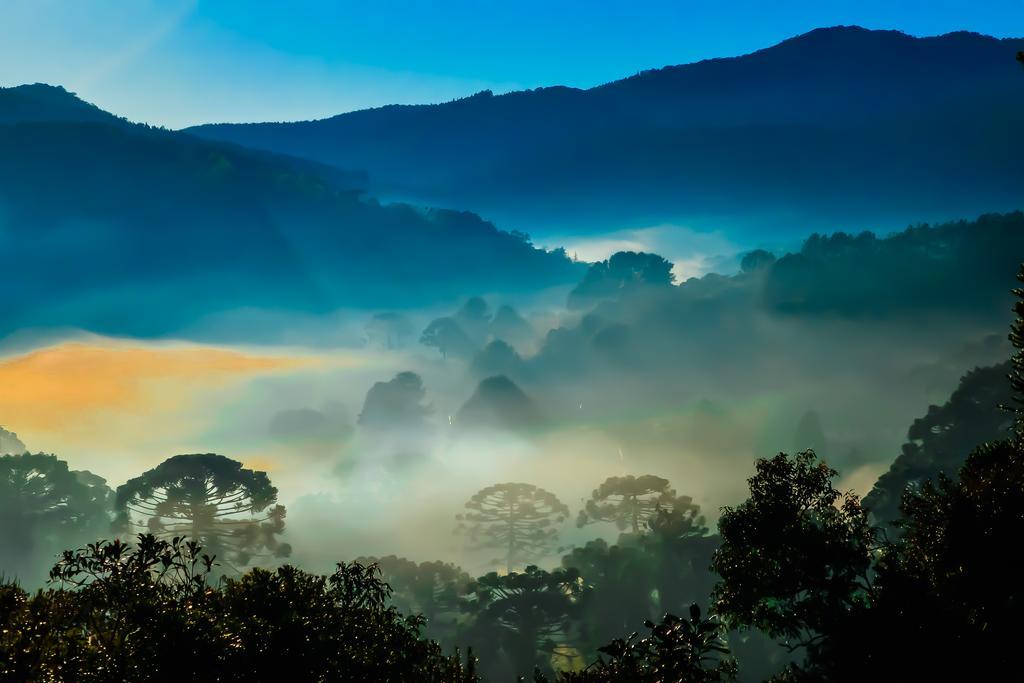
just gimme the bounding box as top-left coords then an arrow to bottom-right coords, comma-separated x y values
0,82 -> 121,126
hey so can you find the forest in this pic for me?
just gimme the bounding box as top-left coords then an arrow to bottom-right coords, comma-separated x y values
3,13 -> 1023,683
3,260 -> 1023,680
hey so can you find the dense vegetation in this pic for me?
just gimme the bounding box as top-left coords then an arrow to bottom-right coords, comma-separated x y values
0,85 -> 581,339
3,265 -> 1023,681
189,27 -> 1024,234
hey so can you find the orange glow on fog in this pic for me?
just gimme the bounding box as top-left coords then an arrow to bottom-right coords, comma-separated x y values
0,341 -> 302,432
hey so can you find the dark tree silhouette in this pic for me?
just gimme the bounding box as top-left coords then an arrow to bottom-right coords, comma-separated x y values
421,317 -> 477,360
456,296 -> 492,326
641,507 -> 716,618
576,475 -> 701,534
455,483 -> 569,570
355,554 -> 472,645
551,606 -> 737,682
2,534 -> 476,682
863,360 -> 1013,527
454,375 -> 543,433
470,339 -> 525,380
568,252 -> 675,310
114,454 -> 291,569
465,565 -> 581,677
712,451 -> 875,651
0,452 -> 111,584
1009,265 -> 1024,434
560,539 -> 656,657
358,371 -> 432,431
739,249 -> 776,273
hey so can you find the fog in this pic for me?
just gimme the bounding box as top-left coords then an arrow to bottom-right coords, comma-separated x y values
4,215 -> 1013,586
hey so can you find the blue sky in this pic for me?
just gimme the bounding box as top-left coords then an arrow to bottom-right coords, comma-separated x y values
2,0 -> 1021,128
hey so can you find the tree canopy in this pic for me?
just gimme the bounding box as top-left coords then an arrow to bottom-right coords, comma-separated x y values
114,454 -> 291,570
0,452 -> 111,585
455,483 -> 569,570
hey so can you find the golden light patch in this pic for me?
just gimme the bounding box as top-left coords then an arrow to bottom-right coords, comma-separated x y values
0,341 -> 302,433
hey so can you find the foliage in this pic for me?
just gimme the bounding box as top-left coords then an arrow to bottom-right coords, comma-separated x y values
355,554 -> 472,645
421,317 -> 478,360
455,376 -> 543,433
470,340 -> 526,380
114,454 -> 291,570
0,426 -> 26,455
1009,265 -> 1024,434
549,606 -> 736,683
712,451 -> 876,647
641,508 -> 716,617
464,565 -> 582,677
358,371 -> 432,431
1,535 -> 477,682
0,452 -> 112,585
576,475 -> 701,533
560,539 -> 656,657
863,360 -> 1013,527
568,252 -> 675,310
455,483 -> 569,570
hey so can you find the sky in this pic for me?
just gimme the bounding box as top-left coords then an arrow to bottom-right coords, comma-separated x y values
1,0 -> 1021,128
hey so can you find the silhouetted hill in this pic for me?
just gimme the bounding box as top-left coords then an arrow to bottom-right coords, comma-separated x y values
188,27 -> 1024,234
0,84 -> 124,125
0,94 -> 581,340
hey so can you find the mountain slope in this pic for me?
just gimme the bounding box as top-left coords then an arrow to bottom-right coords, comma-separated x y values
188,27 -> 1024,234
0,83 -> 124,125
0,90 -> 581,341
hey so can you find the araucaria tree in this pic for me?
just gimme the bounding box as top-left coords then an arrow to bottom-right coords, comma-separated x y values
115,453 -> 291,568
576,474 -> 702,534
466,565 -> 582,677
0,452 -> 112,583
456,483 -> 569,570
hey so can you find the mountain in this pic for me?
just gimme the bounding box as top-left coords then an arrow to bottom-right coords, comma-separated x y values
188,27 -> 1024,235
0,87 -> 581,341
0,83 -> 124,126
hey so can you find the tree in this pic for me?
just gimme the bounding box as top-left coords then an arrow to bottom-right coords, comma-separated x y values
568,252 -> 675,310
421,317 -> 477,360
455,483 -> 569,570
0,452 -> 112,585
489,305 -> 534,348
0,425 -> 26,455
576,475 -> 701,534
465,565 -> 581,677
454,375 -> 543,433
641,507 -> 716,618
217,561 -> 474,681
355,555 -> 472,645
470,339 -> 525,380
364,312 -> 415,349
712,451 -> 875,657
1009,264 -> 1024,435
358,371 -> 432,431
863,360 -> 1013,527
871,441 -> 1024,681
551,606 -> 737,683
114,454 -> 291,570
560,539 -> 656,657
3,535 -> 477,682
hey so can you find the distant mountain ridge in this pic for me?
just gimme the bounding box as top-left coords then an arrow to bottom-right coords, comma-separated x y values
0,88 -> 581,341
0,83 -> 124,125
187,26 -> 1024,234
